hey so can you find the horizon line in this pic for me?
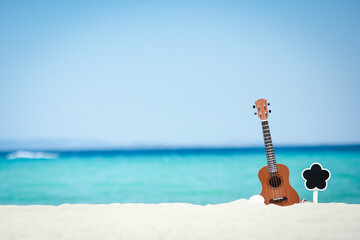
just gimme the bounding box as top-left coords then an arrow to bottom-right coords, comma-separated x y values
0,143 -> 359,154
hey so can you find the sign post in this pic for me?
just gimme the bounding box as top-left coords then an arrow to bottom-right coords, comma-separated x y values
302,163 -> 330,203
313,189 -> 318,203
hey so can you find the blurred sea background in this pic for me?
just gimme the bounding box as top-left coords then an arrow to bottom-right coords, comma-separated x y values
1,145 -> 359,205
1,1 -> 360,206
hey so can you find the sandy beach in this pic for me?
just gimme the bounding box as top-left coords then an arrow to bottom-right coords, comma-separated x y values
0,199 -> 359,240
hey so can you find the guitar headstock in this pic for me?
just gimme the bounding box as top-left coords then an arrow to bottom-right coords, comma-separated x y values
253,99 -> 271,121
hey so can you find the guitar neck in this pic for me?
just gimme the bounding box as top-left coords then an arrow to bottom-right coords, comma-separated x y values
261,120 -> 278,173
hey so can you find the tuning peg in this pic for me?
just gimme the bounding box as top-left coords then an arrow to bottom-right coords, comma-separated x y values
254,112 -> 257,115
269,110 -> 271,113
253,105 -> 255,109
267,103 -> 270,106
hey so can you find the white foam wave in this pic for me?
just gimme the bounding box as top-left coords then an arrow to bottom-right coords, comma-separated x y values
6,151 -> 58,160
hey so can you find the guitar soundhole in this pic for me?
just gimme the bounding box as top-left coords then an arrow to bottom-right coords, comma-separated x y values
269,175 -> 281,188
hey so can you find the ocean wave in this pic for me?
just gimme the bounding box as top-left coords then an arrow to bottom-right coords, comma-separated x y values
6,151 -> 58,160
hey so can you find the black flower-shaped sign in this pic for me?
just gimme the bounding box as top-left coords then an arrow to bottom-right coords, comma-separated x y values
302,163 -> 331,191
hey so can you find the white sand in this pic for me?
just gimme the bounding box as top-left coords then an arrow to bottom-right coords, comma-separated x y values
0,199 -> 359,240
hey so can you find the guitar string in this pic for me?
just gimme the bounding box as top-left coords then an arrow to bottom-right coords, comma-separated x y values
270,153 -> 281,201
272,172 -> 279,201
272,149 -> 283,202
262,108 -> 279,202
263,121 -> 278,203
263,122 -> 278,202
274,159 -> 282,201
263,122 -> 275,203
268,154 -> 277,201
263,121 -> 283,203
269,145 -> 283,201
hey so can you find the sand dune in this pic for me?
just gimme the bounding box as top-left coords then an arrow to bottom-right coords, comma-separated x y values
0,199 -> 359,239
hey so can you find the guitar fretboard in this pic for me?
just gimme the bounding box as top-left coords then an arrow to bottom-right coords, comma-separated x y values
261,121 -> 278,173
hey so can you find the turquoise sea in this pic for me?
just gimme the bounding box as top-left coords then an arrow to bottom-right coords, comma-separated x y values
0,146 -> 359,205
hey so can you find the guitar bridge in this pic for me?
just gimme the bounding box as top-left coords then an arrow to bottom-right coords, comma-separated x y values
269,196 -> 288,203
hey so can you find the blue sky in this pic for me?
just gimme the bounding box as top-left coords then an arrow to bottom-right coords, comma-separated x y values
1,0 -> 359,148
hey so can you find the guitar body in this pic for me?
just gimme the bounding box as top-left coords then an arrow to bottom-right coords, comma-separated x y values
258,164 -> 300,206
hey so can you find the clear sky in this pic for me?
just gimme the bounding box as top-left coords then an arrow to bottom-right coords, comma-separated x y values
1,0 -> 359,148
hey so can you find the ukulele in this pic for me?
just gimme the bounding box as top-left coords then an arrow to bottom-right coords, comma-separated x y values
254,99 -> 300,206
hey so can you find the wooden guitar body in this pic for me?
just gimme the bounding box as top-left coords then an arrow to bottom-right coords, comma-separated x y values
258,163 -> 300,206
